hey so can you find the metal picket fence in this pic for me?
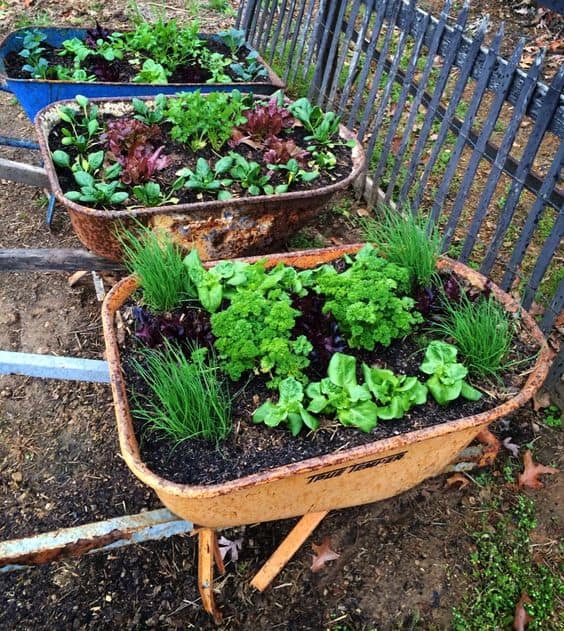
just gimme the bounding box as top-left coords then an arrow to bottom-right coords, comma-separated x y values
235,0 -> 563,349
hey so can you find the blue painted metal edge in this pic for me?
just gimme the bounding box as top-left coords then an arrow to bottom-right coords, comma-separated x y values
0,351 -> 110,383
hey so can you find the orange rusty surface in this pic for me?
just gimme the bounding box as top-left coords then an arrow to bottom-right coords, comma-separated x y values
101,245 -> 555,528
1,529 -> 130,567
36,96 -> 366,261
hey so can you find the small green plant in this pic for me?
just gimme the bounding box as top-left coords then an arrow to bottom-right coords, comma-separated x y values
434,293 -> 514,381
253,377 -> 318,436
57,95 -> 101,154
228,153 -> 278,195
306,353 -> 378,432
289,98 -> 342,146
164,90 -> 247,150
361,207 -> 442,290
311,244 -> 422,350
210,283 -> 311,384
18,29 -> 49,78
119,226 -> 194,313
419,341 -> 481,405
133,59 -> 168,83
267,158 -> 319,188
65,173 -> 128,206
543,405 -> 562,429
176,156 -> 234,200
217,28 -> 246,57
452,495 -> 563,630
131,96 -> 166,125
132,342 -> 232,443
362,366 -> 428,419
230,51 -> 269,81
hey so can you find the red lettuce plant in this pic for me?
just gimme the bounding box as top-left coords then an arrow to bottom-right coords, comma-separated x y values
230,97 -> 294,148
102,117 -> 170,185
85,23 -> 113,48
263,137 -> 310,167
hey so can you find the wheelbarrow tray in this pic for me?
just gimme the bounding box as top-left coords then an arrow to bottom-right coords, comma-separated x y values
101,244 -> 553,528
0,27 -> 284,120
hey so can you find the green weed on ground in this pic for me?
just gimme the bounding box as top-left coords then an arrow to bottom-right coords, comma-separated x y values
452,494 -> 564,630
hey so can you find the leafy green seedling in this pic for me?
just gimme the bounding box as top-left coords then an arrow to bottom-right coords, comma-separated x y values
177,156 -> 234,200
18,29 -> 49,78
230,51 -> 268,80
267,158 -> 319,188
419,341 -> 481,405
229,153 -> 279,195
307,353 -> 378,432
253,377 -> 318,436
132,181 -> 179,207
65,171 -> 128,206
133,58 -> 168,83
362,366 -> 427,420
217,28 -> 246,57
132,95 -> 166,125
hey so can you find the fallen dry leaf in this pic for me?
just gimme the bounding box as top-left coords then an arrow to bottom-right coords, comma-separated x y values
476,428 -> 501,467
311,536 -> 340,573
446,472 -> 470,489
503,437 -> 520,458
517,450 -> 558,490
513,592 -> 533,631
532,390 -> 552,412
67,270 -> 89,287
217,535 -> 243,562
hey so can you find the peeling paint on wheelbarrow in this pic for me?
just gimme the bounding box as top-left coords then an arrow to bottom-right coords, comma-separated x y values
0,27 -> 285,121
35,95 -> 366,262
101,244 -> 555,529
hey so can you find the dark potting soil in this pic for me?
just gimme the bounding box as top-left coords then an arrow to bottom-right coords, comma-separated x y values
117,277 -> 538,487
47,121 -> 353,209
4,36 -> 269,83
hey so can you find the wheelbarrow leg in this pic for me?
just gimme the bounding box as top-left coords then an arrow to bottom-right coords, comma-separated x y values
251,511 -> 329,592
197,528 -> 223,623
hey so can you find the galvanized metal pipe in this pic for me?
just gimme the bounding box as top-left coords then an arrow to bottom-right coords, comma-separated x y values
0,509 -> 193,572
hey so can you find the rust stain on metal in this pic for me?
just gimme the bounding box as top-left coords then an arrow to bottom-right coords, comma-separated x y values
1,529 -> 131,567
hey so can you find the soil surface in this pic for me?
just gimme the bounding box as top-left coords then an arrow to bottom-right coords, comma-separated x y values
0,1 -> 561,630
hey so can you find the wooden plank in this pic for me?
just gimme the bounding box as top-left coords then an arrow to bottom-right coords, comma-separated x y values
251,511 -> 328,591
0,248 -> 125,272
0,157 -> 50,188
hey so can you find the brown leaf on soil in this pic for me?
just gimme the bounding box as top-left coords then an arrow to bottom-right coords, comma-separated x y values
311,536 -> 340,573
517,450 -> 558,490
446,473 -> 470,489
532,390 -> 552,411
513,592 -> 533,631
476,428 -> 501,467
67,271 -> 89,287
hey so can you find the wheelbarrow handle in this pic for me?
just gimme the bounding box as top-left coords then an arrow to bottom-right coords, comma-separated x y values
0,157 -> 50,188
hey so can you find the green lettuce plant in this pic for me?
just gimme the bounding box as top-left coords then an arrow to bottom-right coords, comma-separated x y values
362,366 -> 428,420
307,353 -> 378,432
253,377 -> 318,436
420,341 -> 482,405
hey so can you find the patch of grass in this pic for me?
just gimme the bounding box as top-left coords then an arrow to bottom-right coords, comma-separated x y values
207,0 -> 233,13
543,405 -> 562,429
13,10 -> 51,28
132,342 -> 232,443
433,293 -> 514,381
361,206 -> 441,289
120,226 -> 193,313
452,495 -> 563,630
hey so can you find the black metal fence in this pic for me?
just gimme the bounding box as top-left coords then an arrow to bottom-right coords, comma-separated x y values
236,0 -> 563,344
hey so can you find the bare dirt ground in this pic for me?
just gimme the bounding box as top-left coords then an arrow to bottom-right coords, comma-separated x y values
0,1 -> 562,629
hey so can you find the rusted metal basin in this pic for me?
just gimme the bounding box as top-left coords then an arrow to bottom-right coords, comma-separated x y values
101,245 -> 554,528
35,96 -> 366,261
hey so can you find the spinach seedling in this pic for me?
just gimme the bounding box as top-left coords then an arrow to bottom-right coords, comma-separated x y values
18,29 -> 49,78
230,51 -> 268,81
419,341 -> 482,405
133,59 -> 168,83
132,96 -> 166,125
267,158 -> 319,188
217,28 -> 246,57
177,157 -> 234,200
57,95 -> 101,154
65,171 -> 128,205
253,377 -> 319,436
132,182 -> 179,207
229,153 -> 281,195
